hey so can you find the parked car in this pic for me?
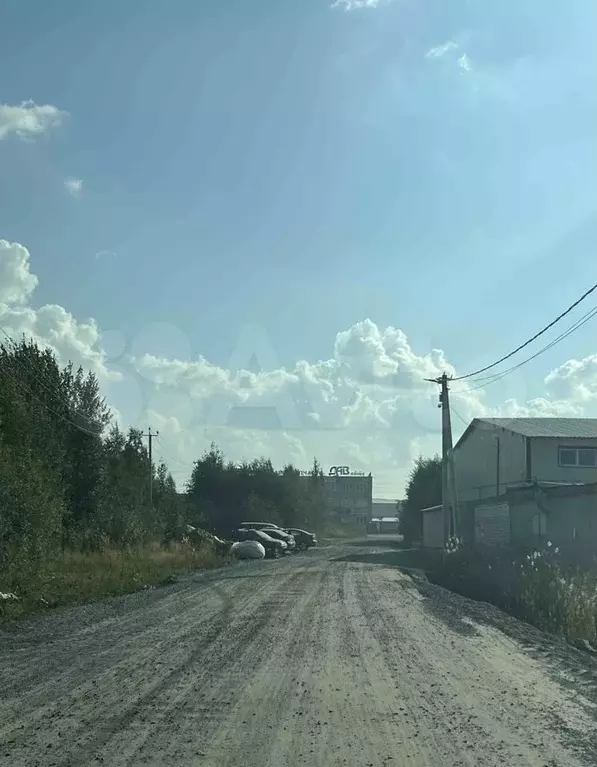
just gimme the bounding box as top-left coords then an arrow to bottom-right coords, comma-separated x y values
285,528 -> 317,550
261,527 -> 296,552
236,528 -> 287,558
240,521 -> 283,531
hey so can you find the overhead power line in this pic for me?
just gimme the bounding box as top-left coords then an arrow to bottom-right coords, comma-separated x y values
156,436 -> 195,469
450,404 -> 469,426
469,302 -> 597,382
452,280 -> 597,381
457,303 -> 597,393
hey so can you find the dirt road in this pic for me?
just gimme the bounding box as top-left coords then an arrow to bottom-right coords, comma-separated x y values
1,538 -> 596,766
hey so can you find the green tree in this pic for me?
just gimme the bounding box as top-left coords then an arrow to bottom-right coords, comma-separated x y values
0,442 -> 64,569
186,445 -> 327,537
0,338 -> 68,563
61,364 -> 111,549
95,426 -> 151,546
154,460 -> 183,543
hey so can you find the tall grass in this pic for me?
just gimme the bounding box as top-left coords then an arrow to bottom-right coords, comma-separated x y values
432,540 -> 597,645
517,546 -> 597,643
0,541 -> 226,622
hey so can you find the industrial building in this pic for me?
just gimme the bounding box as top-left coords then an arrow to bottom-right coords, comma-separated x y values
371,499 -> 399,518
454,417 -> 597,503
423,417 -> 597,549
368,499 -> 401,534
323,469 -> 373,526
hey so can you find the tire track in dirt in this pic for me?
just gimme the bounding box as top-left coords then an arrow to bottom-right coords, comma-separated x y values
355,563 -> 595,766
2,541 -> 596,767
1,567 -> 305,766
1,592 -> 222,719
1,578 -> 235,702
58,568 -> 315,767
0,582 -> 233,749
56,583 -> 235,767
196,560 -> 447,766
114,568 -> 323,766
194,564 -> 330,766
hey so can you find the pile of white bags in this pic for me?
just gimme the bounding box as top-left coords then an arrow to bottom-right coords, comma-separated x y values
230,540 -> 266,560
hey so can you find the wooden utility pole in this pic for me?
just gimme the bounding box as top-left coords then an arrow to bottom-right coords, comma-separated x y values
425,372 -> 459,543
142,426 -> 159,507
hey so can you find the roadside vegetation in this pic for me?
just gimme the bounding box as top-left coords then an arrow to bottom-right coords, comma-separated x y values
0,541 -> 225,621
0,338 -> 328,621
431,541 -> 597,647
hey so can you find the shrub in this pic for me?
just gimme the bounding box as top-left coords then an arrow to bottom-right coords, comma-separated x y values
430,542 -> 597,645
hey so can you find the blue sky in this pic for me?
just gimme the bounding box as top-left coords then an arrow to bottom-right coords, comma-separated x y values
1,0 -> 596,494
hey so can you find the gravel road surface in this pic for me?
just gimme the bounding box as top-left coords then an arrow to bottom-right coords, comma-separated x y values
1,537 -> 597,766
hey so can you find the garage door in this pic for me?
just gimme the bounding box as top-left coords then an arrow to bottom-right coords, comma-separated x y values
474,503 -> 510,546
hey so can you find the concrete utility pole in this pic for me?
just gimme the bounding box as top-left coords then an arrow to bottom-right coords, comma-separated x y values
495,436 -> 501,497
425,372 -> 459,543
142,426 -> 159,507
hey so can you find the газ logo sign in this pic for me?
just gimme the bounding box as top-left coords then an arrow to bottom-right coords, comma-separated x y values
329,466 -> 350,476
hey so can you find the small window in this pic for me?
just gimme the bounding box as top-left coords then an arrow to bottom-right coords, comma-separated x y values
559,446 -> 597,468
559,448 -> 577,466
578,449 -> 597,467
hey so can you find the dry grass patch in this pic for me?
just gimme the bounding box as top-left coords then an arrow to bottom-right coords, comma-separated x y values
1,541 -> 227,622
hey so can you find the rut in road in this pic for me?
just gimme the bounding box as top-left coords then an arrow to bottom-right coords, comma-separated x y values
1,542 -> 596,767
1,567 -> 314,765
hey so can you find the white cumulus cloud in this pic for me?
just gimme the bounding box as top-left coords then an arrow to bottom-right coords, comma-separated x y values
0,240 -> 39,304
64,178 -> 83,198
2,235 -> 595,495
458,53 -> 473,73
332,0 -> 383,10
426,41 -> 473,75
545,354 -> 597,404
0,239 -> 116,380
0,100 -> 66,141
426,41 -> 459,59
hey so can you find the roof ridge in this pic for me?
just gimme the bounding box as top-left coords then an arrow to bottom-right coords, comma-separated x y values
456,416 -> 597,446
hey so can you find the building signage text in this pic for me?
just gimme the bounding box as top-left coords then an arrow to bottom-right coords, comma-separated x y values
329,466 -> 350,476
328,466 -> 367,477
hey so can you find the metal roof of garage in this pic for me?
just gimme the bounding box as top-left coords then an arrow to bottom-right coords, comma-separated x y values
455,418 -> 597,449
478,418 -> 597,439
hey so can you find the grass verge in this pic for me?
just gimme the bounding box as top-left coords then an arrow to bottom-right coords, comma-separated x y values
0,541 -> 227,623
